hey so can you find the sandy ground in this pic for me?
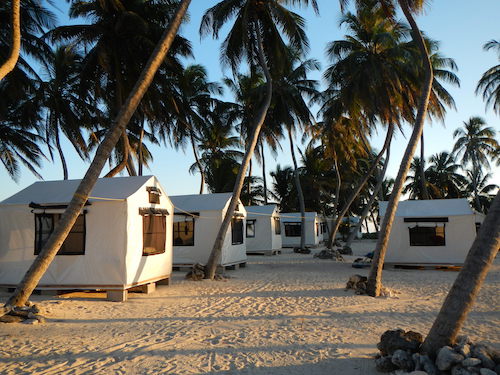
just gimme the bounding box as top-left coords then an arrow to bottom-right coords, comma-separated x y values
1,240 -> 499,375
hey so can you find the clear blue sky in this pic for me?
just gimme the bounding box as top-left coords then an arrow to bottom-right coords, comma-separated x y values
1,0 -> 499,201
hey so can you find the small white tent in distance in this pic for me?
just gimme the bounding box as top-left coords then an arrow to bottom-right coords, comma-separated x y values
280,212 -> 323,248
170,193 -> 247,269
0,176 -> 173,302
245,205 -> 282,255
379,198 -> 485,265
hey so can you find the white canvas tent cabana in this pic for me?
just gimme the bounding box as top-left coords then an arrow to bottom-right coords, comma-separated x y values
245,205 -> 282,255
0,176 -> 173,302
170,193 -> 247,268
280,212 -> 322,248
379,198 -> 484,265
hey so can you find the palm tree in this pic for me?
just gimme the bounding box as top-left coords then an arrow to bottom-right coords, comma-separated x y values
416,39 -> 460,200
425,151 -> 466,199
270,164 -> 297,212
7,0 -> 192,307
169,64 -> 223,193
464,170 -> 498,214
346,0 -> 436,297
190,103 -> 243,193
476,40 -> 500,114
0,0 -> 20,81
452,116 -> 499,211
0,0 -> 56,180
38,45 -> 90,179
49,0 -> 192,177
422,192 -> 500,355
270,49 -> 320,250
402,156 -> 427,199
200,0 -> 318,279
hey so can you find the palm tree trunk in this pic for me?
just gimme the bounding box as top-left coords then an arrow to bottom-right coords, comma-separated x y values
204,24 -> 272,279
327,124 -> 394,249
261,142 -> 268,205
138,118 -> 145,176
0,0 -> 20,81
471,165 -> 482,212
288,128 -> 306,249
5,0 -> 192,307
247,159 -> 252,203
370,210 -> 379,232
329,152 -> 341,245
365,0 -> 434,297
189,129 -> 204,194
55,126 -> 69,180
420,133 -> 430,199
345,145 -> 391,248
421,192 -> 500,355
104,130 -> 130,177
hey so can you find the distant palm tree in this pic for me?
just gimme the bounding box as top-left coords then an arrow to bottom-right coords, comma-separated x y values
403,156 -> 428,199
453,116 -> 499,211
169,64 -> 223,193
425,151 -> 466,199
270,164 -> 297,212
476,40 -> 500,114
201,0 -> 318,278
38,45 -> 90,180
464,170 -> 498,213
190,102 -> 243,193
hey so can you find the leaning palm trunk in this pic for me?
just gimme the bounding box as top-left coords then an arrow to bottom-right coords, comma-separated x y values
366,0 -> 434,297
204,28 -> 272,279
288,129 -> 306,249
189,129 -> 205,194
261,142 -> 268,205
420,133 -> 430,199
0,0 -> 20,81
327,124 -> 394,249
345,145 -> 391,248
421,192 -> 500,355
55,126 -> 69,180
105,130 -> 132,177
6,0 -> 192,307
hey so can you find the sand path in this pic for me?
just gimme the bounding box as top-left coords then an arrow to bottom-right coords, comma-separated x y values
1,245 -> 498,374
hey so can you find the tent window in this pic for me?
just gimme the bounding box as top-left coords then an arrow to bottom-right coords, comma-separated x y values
146,187 -> 161,204
231,218 -> 244,245
34,213 -> 85,255
409,225 -> 446,246
246,220 -> 256,238
143,215 -> 166,255
284,222 -> 301,237
173,219 -> 195,246
274,217 -> 281,235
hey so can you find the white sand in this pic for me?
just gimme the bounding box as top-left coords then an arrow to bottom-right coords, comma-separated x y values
1,240 -> 499,375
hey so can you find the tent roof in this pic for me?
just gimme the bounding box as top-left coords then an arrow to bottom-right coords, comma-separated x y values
1,176 -> 155,205
280,212 -> 318,220
246,205 -> 278,216
379,198 -> 474,218
170,193 -> 237,213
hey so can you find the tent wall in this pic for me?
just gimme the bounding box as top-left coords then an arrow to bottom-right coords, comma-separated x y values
125,180 -> 173,287
246,214 -> 282,252
173,206 -> 247,266
280,213 -> 320,247
0,201 -> 128,288
385,214 -> 478,264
